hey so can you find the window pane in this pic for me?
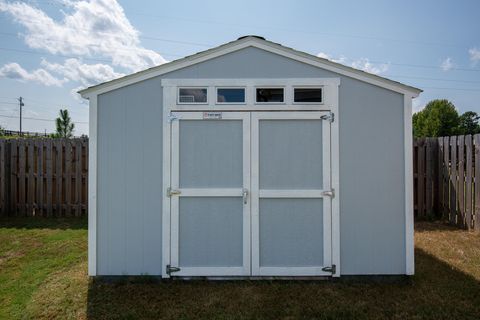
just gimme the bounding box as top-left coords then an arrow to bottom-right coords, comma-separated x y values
256,88 -> 284,103
294,88 -> 322,103
179,88 -> 207,103
217,88 -> 245,103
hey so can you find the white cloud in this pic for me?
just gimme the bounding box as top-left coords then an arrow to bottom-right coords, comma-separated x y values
0,0 -> 166,72
41,58 -> 124,86
350,58 -> 389,75
412,98 -> 424,113
317,52 -> 330,59
0,62 -> 65,86
317,52 -> 388,75
440,57 -> 453,71
469,48 -> 480,64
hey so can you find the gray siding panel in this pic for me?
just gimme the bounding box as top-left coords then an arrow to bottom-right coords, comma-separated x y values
96,46 -> 405,275
97,78 -> 162,275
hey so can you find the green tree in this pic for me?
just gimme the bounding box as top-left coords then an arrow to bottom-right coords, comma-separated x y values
55,109 -> 75,138
458,111 -> 480,135
412,99 -> 460,137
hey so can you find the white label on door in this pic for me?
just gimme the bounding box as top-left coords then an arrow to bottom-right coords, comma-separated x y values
203,112 -> 222,120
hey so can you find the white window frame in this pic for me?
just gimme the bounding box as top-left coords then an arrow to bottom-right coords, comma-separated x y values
216,87 -> 246,105
177,87 -> 208,105
162,78 -> 340,111
254,86 -> 286,105
292,86 -> 324,105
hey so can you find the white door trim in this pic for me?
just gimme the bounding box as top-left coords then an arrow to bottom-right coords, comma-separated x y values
161,78 -> 340,278
169,111 -> 251,277
250,111 -> 333,277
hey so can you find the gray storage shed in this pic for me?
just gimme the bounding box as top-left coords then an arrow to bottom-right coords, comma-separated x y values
79,36 -> 422,278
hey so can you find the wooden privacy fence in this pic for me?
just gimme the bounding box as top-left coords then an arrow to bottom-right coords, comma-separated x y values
414,134 -> 480,230
0,135 -> 479,228
0,138 -> 88,217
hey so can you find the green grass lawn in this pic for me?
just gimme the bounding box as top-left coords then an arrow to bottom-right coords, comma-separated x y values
1,218 -> 479,319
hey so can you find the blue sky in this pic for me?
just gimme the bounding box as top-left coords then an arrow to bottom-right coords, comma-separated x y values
0,0 -> 479,135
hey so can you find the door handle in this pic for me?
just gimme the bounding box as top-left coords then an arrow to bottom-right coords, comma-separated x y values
242,188 -> 249,204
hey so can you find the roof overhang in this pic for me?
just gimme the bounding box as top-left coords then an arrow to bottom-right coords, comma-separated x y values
78,36 -> 422,99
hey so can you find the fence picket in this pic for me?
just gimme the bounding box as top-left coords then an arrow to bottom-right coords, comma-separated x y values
426,138 -> 434,215
18,140 -> 26,216
46,140 -> 53,217
465,135 -> 473,230
55,139 -> 63,217
0,140 -> 4,216
27,140 -> 35,216
417,139 -> 425,217
65,140 -> 72,216
475,134 -> 480,231
36,140 -> 44,216
75,140 -> 83,216
450,136 -> 457,224
457,135 -> 465,227
437,137 -> 444,216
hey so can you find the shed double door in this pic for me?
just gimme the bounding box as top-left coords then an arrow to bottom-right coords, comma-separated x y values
169,111 -> 332,277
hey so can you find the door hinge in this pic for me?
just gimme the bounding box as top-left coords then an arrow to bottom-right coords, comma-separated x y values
322,264 -> 336,274
167,187 -> 181,197
166,264 -> 181,275
321,189 -> 335,198
320,112 -> 334,123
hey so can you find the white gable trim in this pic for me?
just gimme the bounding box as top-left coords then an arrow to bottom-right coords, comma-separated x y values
79,37 -> 421,98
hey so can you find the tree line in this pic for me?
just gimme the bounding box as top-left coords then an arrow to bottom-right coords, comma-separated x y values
413,99 -> 480,138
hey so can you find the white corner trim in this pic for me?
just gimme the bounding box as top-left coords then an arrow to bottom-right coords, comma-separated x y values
88,94 -> 98,276
404,95 -> 414,275
79,37 -> 420,98
161,86 -> 174,278
330,83 -> 341,277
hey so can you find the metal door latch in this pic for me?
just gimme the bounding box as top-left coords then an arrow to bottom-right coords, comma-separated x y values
322,264 -> 336,274
242,188 -> 249,204
321,189 -> 335,198
320,112 -> 334,123
166,264 -> 181,275
167,187 -> 181,197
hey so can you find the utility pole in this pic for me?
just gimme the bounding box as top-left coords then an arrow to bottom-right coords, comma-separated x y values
18,97 -> 24,135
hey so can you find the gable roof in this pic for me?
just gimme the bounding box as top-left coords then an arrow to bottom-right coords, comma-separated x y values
78,35 -> 422,98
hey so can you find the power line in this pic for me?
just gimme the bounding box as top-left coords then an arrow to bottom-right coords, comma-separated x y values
386,74 -> 480,84
2,44 -> 480,77
0,30 -> 213,48
419,86 -> 480,92
121,12 -> 469,49
0,113 -> 87,124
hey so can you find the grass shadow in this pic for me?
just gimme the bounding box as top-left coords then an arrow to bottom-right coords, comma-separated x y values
0,217 -> 87,230
415,220 -> 466,232
87,249 -> 480,319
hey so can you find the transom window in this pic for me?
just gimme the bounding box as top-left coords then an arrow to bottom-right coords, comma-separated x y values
169,79 -> 336,108
294,88 -> 323,103
256,88 -> 284,103
178,88 -> 207,103
217,88 -> 245,103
